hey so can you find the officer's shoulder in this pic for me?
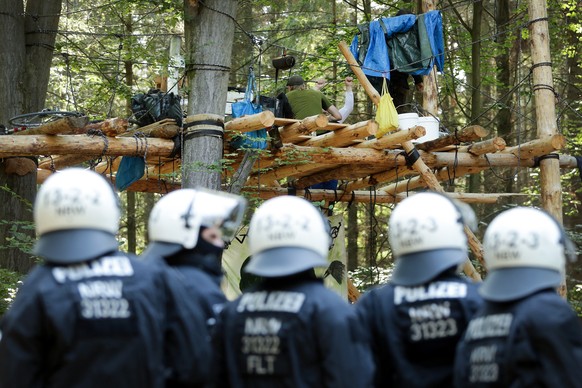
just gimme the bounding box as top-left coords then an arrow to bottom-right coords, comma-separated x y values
519,290 -> 577,324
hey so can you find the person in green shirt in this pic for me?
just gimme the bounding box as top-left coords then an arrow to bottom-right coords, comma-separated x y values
286,75 -> 342,121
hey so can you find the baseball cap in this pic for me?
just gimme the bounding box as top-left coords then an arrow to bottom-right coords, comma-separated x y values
287,75 -> 304,86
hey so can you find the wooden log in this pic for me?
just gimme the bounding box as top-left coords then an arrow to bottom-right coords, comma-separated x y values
38,154 -> 100,170
298,120 -> 377,148
273,118 -> 300,127
529,0 -> 565,296
247,163 -> 327,186
501,134 -> 565,158
224,110 -> 275,133
457,137 -> 506,155
293,164 -> 381,189
355,126 -> 425,150
37,168 -> 52,183
84,118 -> 130,137
321,122 -> 350,132
274,145 -> 391,166
123,178 -> 180,194
348,278 -> 361,303
0,135 -> 175,157
415,125 -> 489,151
93,157 -> 122,175
279,114 -> 328,143
345,167 -> 416,192
236,145 -> 574,175
378,167 -> 485,195
119,118 -> 179,139
14,116 -> 90,136
243,187 -> 534,204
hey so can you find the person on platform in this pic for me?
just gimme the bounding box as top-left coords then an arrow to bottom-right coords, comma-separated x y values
286,74 -> 342,122
314,76 -> 355,123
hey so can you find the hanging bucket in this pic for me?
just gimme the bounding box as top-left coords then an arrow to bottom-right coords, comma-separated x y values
415,116 -> 440,143
398,113 -> 419,130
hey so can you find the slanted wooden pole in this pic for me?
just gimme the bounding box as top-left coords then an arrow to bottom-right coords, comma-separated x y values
339,40 -> 484,279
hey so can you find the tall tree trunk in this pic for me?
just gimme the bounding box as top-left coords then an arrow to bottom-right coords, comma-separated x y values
468,0 -> 483,210
123,18 -> 137,254
346,203 -> 359,271
183,0 -> 238,190
0,0 -> 62,273
126,192 -> 137,253
494,0 -> 516,194
563,6 -> 582,293
365,201 -> 377,267
470,0 -> 483,124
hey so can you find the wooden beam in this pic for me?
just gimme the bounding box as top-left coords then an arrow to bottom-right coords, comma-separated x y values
13,116 -> 90,136
414,125 -> 489,152
279,114 -> 328,143
242,187 -> 534,204
247,163 -> 326,186
38,154 -> 101,170
378,167 -> 485,195
224,111 -> 275,134
118,118 -> 179,139
298,120 -> 377,148
457,137 -> 506,155
501,134 -> 565,158
0,135 -> 175,158
292,164 -> 381,189
344,167 -> 416,192
355,126 -> 425,150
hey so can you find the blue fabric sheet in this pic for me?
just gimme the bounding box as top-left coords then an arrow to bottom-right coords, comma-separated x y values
350,11 -> 444,78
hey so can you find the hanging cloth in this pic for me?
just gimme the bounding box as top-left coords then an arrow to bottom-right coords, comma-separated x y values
229,68 -> 268,150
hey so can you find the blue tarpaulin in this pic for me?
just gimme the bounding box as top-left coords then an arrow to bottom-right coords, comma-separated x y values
350,11 -> 444,79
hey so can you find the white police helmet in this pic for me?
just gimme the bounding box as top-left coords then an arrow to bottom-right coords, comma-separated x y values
480,207 -> 575,302
33,168 -> 120,263
145,188 -> 247,257
245,196 -> 331,277
389,191 -> 474,286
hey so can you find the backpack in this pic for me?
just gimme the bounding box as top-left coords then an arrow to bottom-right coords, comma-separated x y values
130,89 -> 183,127
259,92 -> 294,119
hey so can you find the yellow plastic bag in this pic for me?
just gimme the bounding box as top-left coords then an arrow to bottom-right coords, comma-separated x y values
375,77 -> 399,138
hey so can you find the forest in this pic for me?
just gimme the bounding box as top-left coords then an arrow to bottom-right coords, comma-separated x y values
0,0 -> 581,315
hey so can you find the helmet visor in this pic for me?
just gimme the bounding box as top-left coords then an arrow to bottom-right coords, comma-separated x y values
196,188 -> 247,242
479,267 -> 562,302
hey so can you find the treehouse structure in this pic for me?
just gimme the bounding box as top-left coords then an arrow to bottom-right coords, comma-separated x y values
0,0 -> 571,291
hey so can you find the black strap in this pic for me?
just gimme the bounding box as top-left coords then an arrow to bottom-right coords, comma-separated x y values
183,129 -> 224,141
403,148 -> 420,167
533,153 -> 560,167
183,119 -> 224,129
169,134 -> 181,158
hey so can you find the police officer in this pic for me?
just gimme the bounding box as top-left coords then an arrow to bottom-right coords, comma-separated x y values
214,196 -> 374,387
355,191 -> 483,387
0,168 -> 210,387
141,188 -> 247,387
454,207 -> 582,387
